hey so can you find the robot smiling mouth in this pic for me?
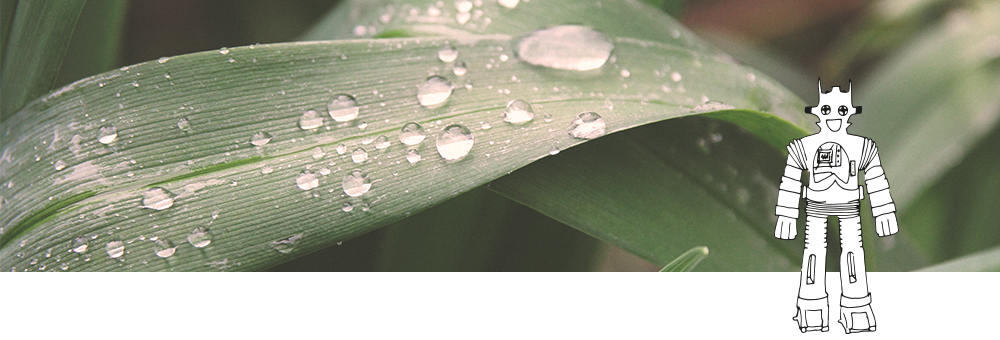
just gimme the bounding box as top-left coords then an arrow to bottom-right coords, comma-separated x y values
827,119 -> 843,132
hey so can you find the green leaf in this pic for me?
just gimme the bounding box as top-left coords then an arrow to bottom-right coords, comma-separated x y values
54,0 -> 128,89
916,245 -> 1000,272
0,0 -> 86,120
660,246 -> 708,272
0,0 -> 808,271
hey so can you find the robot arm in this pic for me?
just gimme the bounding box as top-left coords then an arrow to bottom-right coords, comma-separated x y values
775,140 -> 807,239
860,140 -> 898,237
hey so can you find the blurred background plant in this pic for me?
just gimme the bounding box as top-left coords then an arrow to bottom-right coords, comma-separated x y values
1,0 -> 997,271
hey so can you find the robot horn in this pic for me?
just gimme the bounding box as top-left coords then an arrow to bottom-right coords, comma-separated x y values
818,78 -> 823,94
847,79 -> 852,93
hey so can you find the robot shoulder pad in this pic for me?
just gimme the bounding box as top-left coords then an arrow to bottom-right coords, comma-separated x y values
859,137 -> 879,170
786,138 -> 808,169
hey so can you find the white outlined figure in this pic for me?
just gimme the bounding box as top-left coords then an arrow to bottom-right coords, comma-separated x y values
774,79 -> 898,333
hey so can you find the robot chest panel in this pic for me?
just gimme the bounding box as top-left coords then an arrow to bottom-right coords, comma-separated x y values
801,135 -> 864,188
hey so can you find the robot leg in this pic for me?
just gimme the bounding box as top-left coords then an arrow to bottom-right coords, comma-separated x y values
838,216 -> 877,333
793,215 -> 830,332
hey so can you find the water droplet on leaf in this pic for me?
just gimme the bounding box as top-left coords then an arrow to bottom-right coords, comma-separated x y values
453,61 -> 468,76
503,100 -> 535,124
417,76 -> 453,107
106,240 -> 124,259
351,148 -> 368,163
250,131 -> 272,146
142,187 -> 176,210
342,169 -> 372,197
97,126 -> 117,144
270,234 -> 303,254
296,171 -> 319,190
400,122 -> 427,145
438,44 -> 459,62
154,239 -> 177,258
328,94 -> 360,122
72,236 -> 88,253
406,149 -> 422,164
299,109 -> 324,130
436,124 -> 474,160
374,135 -> 390,150
54,160 -> 67,171
187,227 -> 213,248
515,25 -> 613,71
568,112 -> 606,139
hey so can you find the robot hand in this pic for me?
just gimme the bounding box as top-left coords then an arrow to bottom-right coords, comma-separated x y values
875,212 -> 898,237
775,216 -> 797,240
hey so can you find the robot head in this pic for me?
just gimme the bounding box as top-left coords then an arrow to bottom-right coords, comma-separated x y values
805,78 -> 862,133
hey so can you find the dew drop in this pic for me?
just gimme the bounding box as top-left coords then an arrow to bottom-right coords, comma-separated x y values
60,263 -> 70,270
406,149 -> 422,164
177,117 -> 191,131
374,135 -> 390,150
670,71 -> 682,82
399,122 -> 427,145
481,122 -> 491,130
187,227 -> 213,248
515,25 -> 613,71
453,60 -> 468,76
342,169 -> 372,197
620,69 -> 630,77
261,166 -> 273,174
351,148 -> 368,163
105,240 -> 124,259
498,0 -> 520,9
296,171 -> 319,190
54,160 -> 67,171
71,236 -> 89,253
549,146 -> 560,155
503,99 -> 535,124
341,202 -> 354,212
312,147 -> 326,160
456,11 -> 471,25
417,76 -> 453,107
299,109 -> 324,130
154,239 -> 177,258
335,144 -> 347,154
568,112 -> 607,139
97,125 -> 117,144
158,57 -> 170,64
142,187 -> 176,210
747,73 -> 756,82
270,234 -> 303,254
438,44 -> 459,62
691,100 -> 735,113
357,121 -> 368,130
455,0 -> 473,12
318,167 -> 331,175
328,94 -> 360,122
250,131 -> 272,146
436,124 -> 474,160
219,47 -> 230,55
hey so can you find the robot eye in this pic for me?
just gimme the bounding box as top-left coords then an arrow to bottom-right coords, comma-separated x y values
838,105 -> 849,116
820,105 -> 831,115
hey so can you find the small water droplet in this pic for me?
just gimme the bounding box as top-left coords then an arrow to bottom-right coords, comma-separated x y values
158,57 -> 170,64
374,135 -> 390,149
60,263 -> 69,270
620,69 -> 630,77
319,167 -> 331,175
188,227 -> 213,248
312,147 -> 326,160
436,124 -> 474,160
106,240 -> 124,259
154,239 -> 177,258
54,160 -> 67,171
481,122 -> 491,130
250,131 -> 272,146
299,109 -> 324,130
406,149 -> 422,164
503,99 -> 535,124
747,73 -> 756,82
568,112 -> 607,139
342,169 -> 372,197
456,11 -> 471,24
453,60 -> 468,76
357,121 -> 368,130
417,76 -> 453,107
399,122 -> 427,145
261,166 -> 273,174
97,125 -> 117,144
341,202 -> 354,212
515,25 -> 613,71
438,44 -> 459,62
270,233 -> 303,254
219,47 -> 230,55
455,0 -> 473,12
71,236 -> 89,253
336,144 -> 347,154
498,0 -> 519,9
328,94 -> 360,122
296,171 -> 319,190
177,117 -> 191,131
549,146 -> 560,155
691,100 -> 735,113
351,148 -> 368,163
670,71 -> 682,82
142,187 -> 176,210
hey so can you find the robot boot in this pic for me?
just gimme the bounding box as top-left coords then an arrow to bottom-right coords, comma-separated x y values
839,295 -> 876,333
793,296 -> 830,332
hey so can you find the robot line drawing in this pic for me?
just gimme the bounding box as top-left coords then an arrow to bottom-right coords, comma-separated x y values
774,79 -> 898,334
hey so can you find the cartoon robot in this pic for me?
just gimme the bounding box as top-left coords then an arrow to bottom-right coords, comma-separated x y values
774,79 -> 898,333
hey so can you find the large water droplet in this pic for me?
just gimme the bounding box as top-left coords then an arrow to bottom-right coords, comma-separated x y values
417,76 -> 453,107
568,112 -> 607,139
270,233 -> 303,254
142,187 -> 176,210
312,147 -> 326,159
154,239 -> 177,258
515,25 -> 613,71
335,144 -> 347,154
670,71 -> 682,82
438,44 -> 459,62
342,169 -> 372,197
453,60 -> 468,76
54,160 -> 67,171
97,125 -> 117,144
106,240 -> 124,259
436,124 -> 474,160
351,148 -> 368,163
374,135 -> 390,150
188,227 -> 213,248
455,0 -> 473,12
72,236 -> 88,253
328,94 -> 360,122
177,117 -> 191,131
399,122 -> 427,145
498,0 -> 520,9
503,100 -> 535,124
299,109 -> 324,130
406,149 -> 422,164
296,171 -> 319,190
250,131 -> 272,146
